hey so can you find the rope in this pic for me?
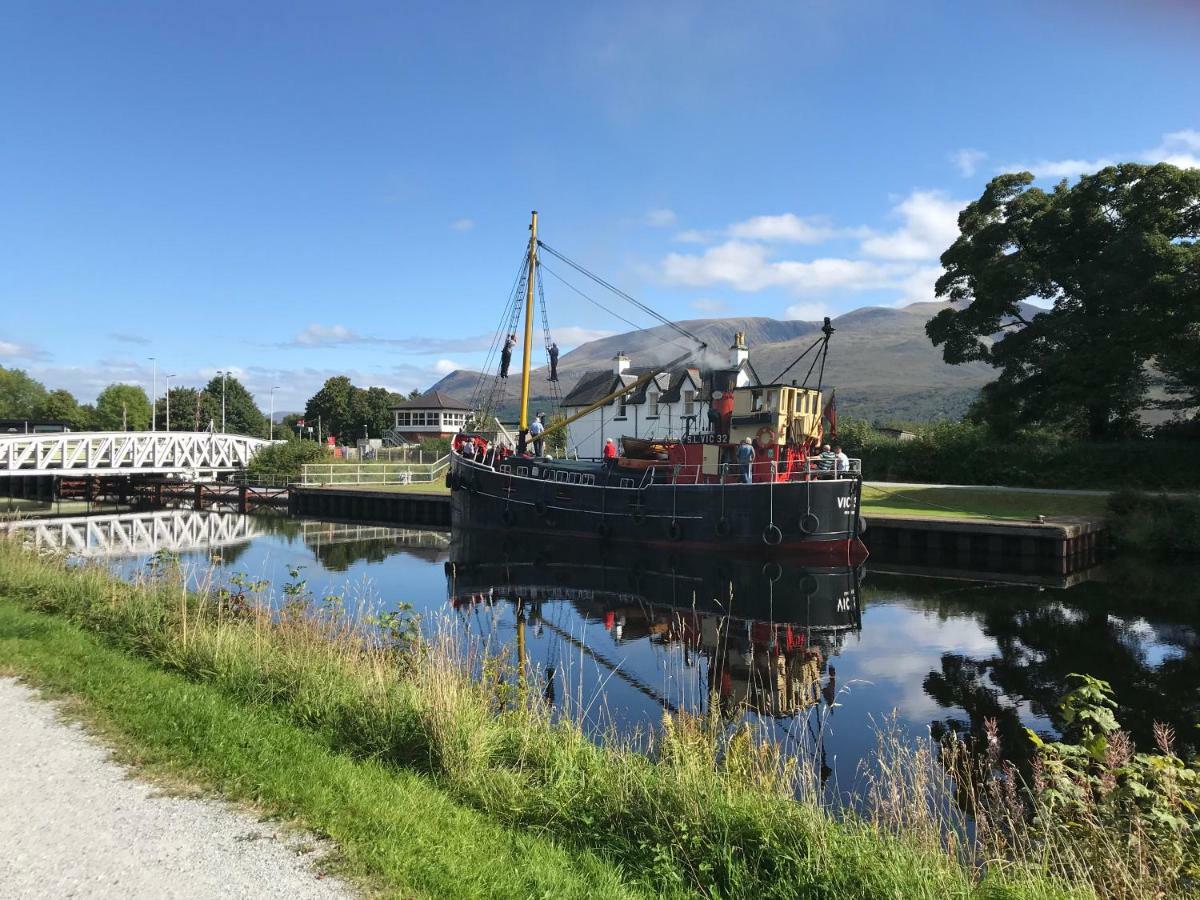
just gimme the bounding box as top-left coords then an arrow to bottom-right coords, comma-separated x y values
537,241 -> 708,350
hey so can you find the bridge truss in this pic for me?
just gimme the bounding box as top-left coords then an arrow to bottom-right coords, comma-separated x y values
0,431 -> 274,477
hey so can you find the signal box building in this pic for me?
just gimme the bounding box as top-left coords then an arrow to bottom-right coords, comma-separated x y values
389,390 -> 471,442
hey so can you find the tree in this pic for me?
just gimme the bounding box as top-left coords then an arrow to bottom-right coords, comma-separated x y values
155,386 -> 203,431
0,367 -> 49,419
94,383 -> 152,430
41,389 -> 90,429
200,375 -> 268,436
360,386 -> 404,438
928,163 -> 1200,440
304,376 -> 356,441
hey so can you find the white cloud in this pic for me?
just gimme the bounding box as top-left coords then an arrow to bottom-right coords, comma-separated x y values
554,325 -> 618,346
673,228 -> 713,243
783,302 -> 831,321
0,339 -> 49,361
727,213 -> 837,243
950,148 -> 987,177
450,217 -> 475,231
645,208 -> 677,227
1002,128 -> 1200,179
281,326 -> 495,354
690,298 -> 727,313
662,240 -> 904,294
292,324 -> 361,347
433,359 -> 461,375
895,265 -> 947,305
859,191 -> 964,261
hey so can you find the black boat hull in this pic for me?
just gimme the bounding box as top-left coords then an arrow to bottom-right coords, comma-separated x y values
449,456 -> 867,562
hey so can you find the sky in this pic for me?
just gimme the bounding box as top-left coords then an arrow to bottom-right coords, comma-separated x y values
2,0 -> 1198,411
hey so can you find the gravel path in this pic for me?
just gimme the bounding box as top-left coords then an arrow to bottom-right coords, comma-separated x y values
0,677 -> 354,899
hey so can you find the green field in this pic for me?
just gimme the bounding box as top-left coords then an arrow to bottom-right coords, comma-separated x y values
861,485 -> 1108,521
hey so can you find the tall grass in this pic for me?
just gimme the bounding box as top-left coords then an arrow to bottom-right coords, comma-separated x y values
7,538 -> 1190,898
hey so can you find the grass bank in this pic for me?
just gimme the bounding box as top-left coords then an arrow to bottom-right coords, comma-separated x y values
860,485 -> 1107,521
0,601 -> 633,899
0,540 -> 1151,898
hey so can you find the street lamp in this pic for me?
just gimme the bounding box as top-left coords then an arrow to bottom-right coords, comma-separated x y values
149,357 -> 157,432
269,385 -> 280,440
165,374 -> 176,432
216,370 -> 228,433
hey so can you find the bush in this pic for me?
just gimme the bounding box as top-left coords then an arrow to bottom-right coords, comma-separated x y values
838,418 -> 1200,490
1106,490 -> 1200,558
246,440 -> 329,477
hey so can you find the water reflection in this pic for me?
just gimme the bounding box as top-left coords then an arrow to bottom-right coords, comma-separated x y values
6,509 -> 1198,777
447,528 -> 859,726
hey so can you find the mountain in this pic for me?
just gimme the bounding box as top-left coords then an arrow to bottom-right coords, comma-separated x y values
430,302 -> 1009,424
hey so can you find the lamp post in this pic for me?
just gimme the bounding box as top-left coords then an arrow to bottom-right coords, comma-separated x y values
149,357 -> 157,432
164,374 -> 176,432
216,370 -> 228,433
269,385 -> 280,440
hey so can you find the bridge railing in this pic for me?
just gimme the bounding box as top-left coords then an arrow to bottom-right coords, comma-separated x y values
299,456 -> 450,488
0,431 -> 275,476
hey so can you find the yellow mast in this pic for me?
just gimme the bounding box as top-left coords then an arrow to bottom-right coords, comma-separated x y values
519,210 -> 538,432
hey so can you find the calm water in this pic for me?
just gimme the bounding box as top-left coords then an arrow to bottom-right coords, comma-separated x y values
9,509 -> 1199,787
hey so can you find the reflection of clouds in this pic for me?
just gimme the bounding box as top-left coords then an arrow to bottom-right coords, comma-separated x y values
855,605 -> 1000,720
1111,615 -> 1193,668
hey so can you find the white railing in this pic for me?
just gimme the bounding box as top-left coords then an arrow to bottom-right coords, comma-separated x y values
300,455 -> 450,487
3,510 -> 265,558
0,431 -> 275,476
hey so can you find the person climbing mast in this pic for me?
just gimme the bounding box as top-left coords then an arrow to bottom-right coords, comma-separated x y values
548,342 -> 559,382
499,333 -> 516,378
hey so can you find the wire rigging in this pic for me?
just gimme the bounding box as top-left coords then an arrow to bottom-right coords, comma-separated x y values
537,241 -> 708,352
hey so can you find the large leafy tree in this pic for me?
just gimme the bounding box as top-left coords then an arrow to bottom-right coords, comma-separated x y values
94,383 -> 152,430
41,389 -> 91,429
928,163 -> 1200,439
0,366 -> 49,419
199,375 -> 268,436
155,386 -> 205,431
305,376 -> 356,441
360,386 -> 404,438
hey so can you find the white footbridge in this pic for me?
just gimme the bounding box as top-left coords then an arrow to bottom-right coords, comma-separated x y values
4,510 -> 266,558
0,431 -> 274,478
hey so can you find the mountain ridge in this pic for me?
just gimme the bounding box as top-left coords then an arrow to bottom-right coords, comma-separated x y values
430,301 -> 1007,423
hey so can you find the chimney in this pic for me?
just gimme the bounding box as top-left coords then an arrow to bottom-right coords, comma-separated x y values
614,351 -> 630,375
730,331 -> 748,367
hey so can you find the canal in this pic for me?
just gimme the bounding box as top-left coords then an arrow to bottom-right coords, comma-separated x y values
7,508 -> 1199,791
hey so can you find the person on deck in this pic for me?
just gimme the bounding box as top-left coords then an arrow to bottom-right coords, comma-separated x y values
499,333 -> 516,378
461,438 -> 477,461
817,443 -> 835,476
548,343 -> 559,382
603,438 -> 618,470
834,445 -> 850,475
737,436 -> 755,484
529,413 -> 546,456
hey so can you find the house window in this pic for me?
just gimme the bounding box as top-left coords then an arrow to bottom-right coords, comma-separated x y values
647,391 -> 659,417
395,412 -> 411,427
616,398 -> 628,419
683,390 -> 695,416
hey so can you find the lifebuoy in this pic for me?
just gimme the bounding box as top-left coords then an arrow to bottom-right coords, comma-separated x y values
501,507 -> 515,526
761,561 -> 783,583
755,426 -> 777,446
714,517 -> 732,537
799,574 -> 819,596
799,512 -> 820,535
667,520 -> 684,541
762,523 -> 783,546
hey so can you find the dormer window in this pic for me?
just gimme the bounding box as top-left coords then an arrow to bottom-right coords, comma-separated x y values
616,397 -> 628,419
647,391 -> 659,417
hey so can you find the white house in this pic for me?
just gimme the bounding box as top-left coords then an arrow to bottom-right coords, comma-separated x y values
561,333 -> 761,458
389,390 -> 471,442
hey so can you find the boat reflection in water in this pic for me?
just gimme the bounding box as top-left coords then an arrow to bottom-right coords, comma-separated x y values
446,527 -> 862,727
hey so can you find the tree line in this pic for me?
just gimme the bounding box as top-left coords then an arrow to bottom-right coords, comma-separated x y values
0,368 -> 423,442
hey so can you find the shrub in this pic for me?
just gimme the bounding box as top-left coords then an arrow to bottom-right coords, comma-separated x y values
246,440 -> 329,477
1106,490 -> 1200,558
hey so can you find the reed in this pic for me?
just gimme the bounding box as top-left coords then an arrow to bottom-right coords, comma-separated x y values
4,538 -> 1189,898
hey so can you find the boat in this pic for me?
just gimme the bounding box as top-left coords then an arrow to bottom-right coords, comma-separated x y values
448,211 -> 867,562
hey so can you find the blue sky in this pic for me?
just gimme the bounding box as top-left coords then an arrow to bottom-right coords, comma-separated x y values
2,1 -> 1198,410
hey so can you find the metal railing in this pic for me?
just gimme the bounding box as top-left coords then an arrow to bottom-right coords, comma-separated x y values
300,455 -> 450,487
